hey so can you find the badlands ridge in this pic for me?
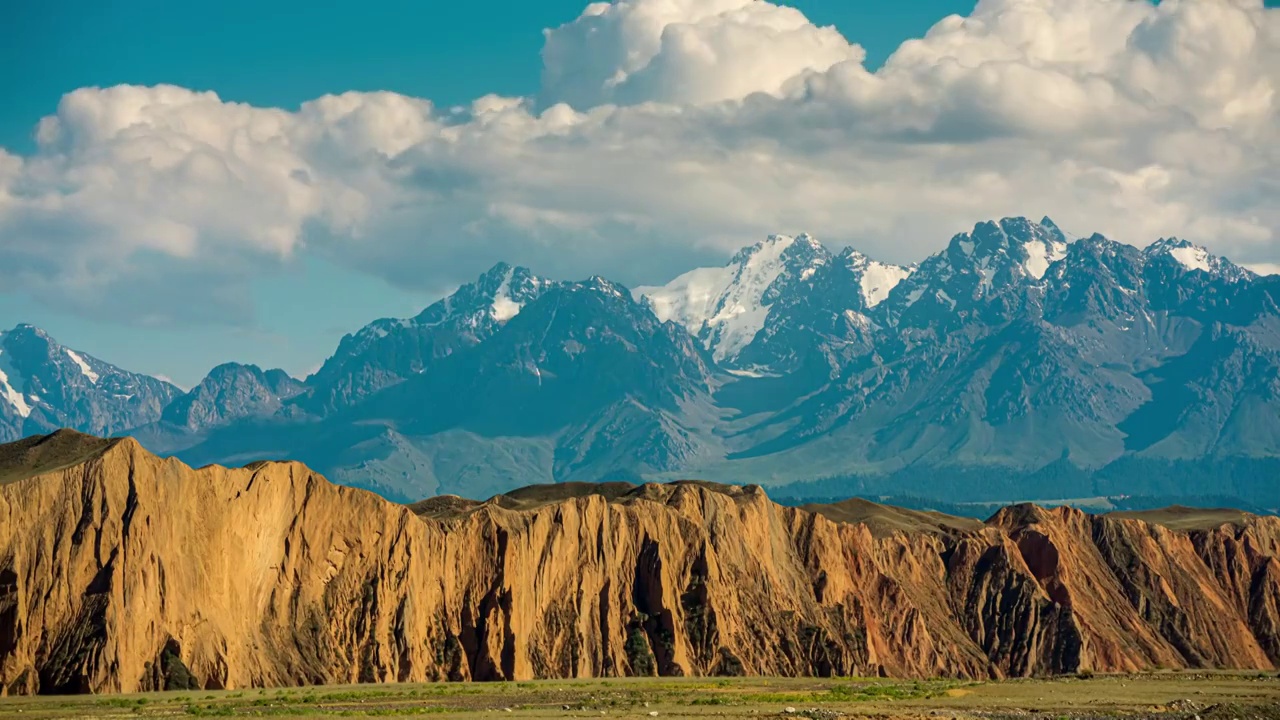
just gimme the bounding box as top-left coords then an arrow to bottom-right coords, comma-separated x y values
1,431 -> 1279,695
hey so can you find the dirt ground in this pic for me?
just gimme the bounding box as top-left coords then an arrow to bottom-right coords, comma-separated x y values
1,671 -> 1277,719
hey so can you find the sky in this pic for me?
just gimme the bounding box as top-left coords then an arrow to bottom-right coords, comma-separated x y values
1,0 -> 1278,387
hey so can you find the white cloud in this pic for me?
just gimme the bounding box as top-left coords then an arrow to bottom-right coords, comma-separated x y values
539,0 -> 863,108
1247,263 -> 1280,276
0,0 -> 1277,325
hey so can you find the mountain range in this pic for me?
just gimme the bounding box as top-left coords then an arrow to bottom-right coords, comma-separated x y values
3,216 -> 1279,506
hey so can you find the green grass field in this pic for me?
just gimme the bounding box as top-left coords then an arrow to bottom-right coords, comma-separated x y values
1,672 -> 1278,719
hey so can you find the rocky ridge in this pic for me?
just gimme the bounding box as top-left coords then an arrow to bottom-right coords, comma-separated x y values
0,326 -> 182,443
2,431 -> 1278,695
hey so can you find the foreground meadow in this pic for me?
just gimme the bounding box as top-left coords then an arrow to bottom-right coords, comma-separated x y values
1,672 -> 1278,719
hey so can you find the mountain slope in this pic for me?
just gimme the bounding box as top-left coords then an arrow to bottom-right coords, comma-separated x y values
2,432 -> 1279,694
165,275 -> 721,501
160,363 -> 305,432
732,247 -> 914,378
635,233 -> 833,366
298,263 -> 554,415
686,218 -> 1278,494
0,325 -> 181,443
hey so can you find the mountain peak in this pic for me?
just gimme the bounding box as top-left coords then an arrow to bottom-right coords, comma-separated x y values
207,361 -> 263,376
481,260 -> 514,277
1143,237 -> 1253,282
162,362 -> 304,432
581,275 -> 629,298
1145,237 -> 1210,271
730,232 -> 823,265
637,232 -> 832,364
3,324 -> 53,346
0,328 -> 181,437
837,247 -> 915,309
303,263 -> 557,414
944,216 -> 1068,281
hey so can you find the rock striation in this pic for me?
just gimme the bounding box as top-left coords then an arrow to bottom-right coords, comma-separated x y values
1,431 -> 1278,695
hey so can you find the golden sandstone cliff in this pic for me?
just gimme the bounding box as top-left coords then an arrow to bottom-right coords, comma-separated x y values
2,430 -> 1280,695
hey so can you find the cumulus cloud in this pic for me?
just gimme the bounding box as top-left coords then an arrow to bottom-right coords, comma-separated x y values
0,0 -> 1277,324
538,0 -> 863,107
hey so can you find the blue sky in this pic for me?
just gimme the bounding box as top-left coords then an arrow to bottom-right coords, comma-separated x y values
2,0 -> 1277,388
0,0 -> 974,386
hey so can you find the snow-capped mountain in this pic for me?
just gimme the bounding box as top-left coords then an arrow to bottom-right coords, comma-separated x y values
635,233 -> 831,366
8,215 -> 1280,509
1144,237 -> 1253,281
172,274 -> 718,501
733,219 -> 1271,491
730,246 -> 915,378
298,263 -> 555,414
883,217 -> 1068,330
1140,237 -> 1256,314
847,249 -> 916,309
0,325 -> 181,442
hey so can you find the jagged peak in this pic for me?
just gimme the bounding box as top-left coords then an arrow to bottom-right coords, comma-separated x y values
1146,236 -> 1199,252
1039,216 -> 1074,244
481,260 -> 514,278
635,232 -> 834,363
575,275 -> 630,299
834,247 -> 916,309
1,324 -> 55,347
195,362 -> 298,387
5,323 -> 47,336
941,216 -> 1068,282
1144,237 -> 1211,269
1059,232 -> 1137,259
730,232 -> 830,266
1143,237 -> 1254,281
205,361 -> 267,377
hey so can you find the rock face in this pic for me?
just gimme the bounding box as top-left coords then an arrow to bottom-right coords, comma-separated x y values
160,363 -> 305,432
0,325 -> 182,443
2,432 -> 1279,695
299,263 -> 556,415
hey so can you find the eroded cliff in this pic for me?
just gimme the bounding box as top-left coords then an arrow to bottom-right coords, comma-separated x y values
1,431 -> 1278,695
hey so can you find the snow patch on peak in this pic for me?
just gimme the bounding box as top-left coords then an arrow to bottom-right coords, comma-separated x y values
936,289 -> 957,310
491,267 -> 524,322
703,233 -> 799,360
859,261 -> 913,308
738,233 -> 799,261
1169,245 -> 1212,273
0,376 -> 30,417
843,309 -> 871,327
585,275 -> 625,298
65,350 -> 100,384
637,232 -> 822,362
0,349 -> 32,418
1023,239 -> 1067,280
